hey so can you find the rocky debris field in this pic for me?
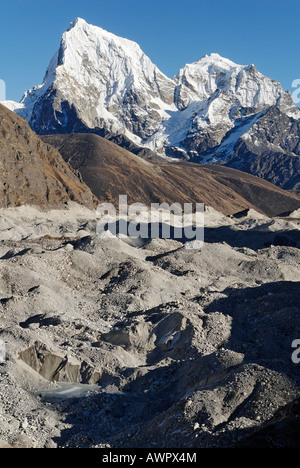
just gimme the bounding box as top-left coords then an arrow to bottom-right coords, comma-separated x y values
0,203 -> 300,448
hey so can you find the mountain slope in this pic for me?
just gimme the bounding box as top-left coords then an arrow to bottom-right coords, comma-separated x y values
5,18 -> 176,145
200,106 -> 300,192
159,54 -> 299,158
2,18 -> 300,190
0,104 -> 96,209
41,133 -> 300,217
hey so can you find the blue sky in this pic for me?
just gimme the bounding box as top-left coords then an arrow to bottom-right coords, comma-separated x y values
1,0 -> 299,102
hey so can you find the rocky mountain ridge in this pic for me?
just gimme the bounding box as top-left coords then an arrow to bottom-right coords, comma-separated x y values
0,103 -> 96,209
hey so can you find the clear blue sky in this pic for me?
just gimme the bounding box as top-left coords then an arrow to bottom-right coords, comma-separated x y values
1,0 -> 299,102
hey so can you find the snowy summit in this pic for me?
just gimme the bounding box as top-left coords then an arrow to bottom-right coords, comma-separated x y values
2,18 -> 300,165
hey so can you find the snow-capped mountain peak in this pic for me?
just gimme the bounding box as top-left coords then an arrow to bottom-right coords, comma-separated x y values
2,18 -> 300,168
5,18 -> 176,142
174,52 -> 293,112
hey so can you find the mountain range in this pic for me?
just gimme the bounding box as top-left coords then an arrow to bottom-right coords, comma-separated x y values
1,101 -> 299,217
1,18 -> 300,450
3,17 -> 300,192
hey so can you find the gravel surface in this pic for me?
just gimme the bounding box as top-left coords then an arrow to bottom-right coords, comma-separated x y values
0,203 -> 299,448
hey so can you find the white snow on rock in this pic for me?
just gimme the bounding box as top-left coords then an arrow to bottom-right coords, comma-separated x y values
175,53 -> 288,110
2,18 -> 299,156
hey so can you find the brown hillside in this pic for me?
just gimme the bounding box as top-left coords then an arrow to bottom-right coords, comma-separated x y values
0,104 -> 97,209
41,133 -> 300,217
